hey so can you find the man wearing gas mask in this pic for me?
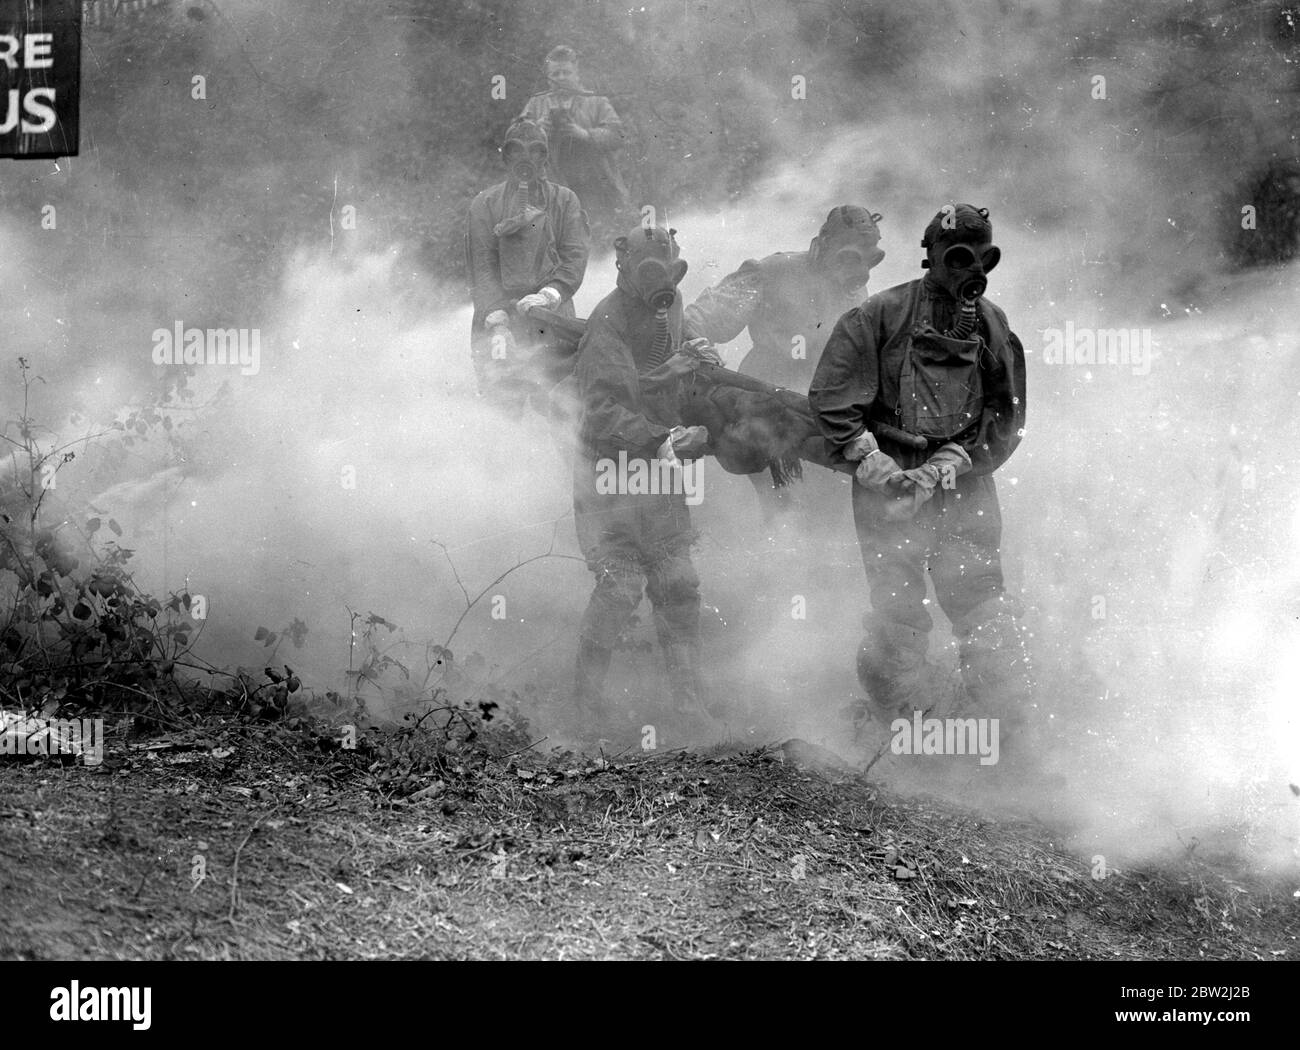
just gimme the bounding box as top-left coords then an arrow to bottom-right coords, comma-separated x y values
520,45 -> 631,236
683,205 -> 885,521
809,204 -> 1031,734
465,118 -> 589,405
571,225 -> 715,741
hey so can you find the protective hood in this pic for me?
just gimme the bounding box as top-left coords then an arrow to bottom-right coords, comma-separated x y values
615,225 -> 689,309
920,203 -> 1000,301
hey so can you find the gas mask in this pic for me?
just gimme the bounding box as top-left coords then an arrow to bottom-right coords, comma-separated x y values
615,226 -> 689,309
503,143 -> 548,184
500,120 -> 549,184
926,239 -> 1001,301
810,206 -> 885,294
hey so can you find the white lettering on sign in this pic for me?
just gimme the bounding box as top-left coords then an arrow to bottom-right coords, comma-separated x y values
0,32 -> 54,69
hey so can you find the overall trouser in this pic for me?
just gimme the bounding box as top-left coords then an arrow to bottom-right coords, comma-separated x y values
572,449 -> 705,721
852,471 -> 1030,721
853,294 -> 1033,724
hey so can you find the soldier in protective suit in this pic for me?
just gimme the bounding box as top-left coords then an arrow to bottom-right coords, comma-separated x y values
684,205 -> 885,520
571,225 -> 715,740
809,204 -> 1031,729
465,118 -> 589,406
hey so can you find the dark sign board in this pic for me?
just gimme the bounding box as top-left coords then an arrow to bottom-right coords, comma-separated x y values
1,0 -> 79,158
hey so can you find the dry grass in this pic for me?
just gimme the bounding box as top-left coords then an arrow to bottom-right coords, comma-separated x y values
0,715 -> 1295,960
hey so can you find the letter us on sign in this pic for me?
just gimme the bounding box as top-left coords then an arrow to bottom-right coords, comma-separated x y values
1,0 -> 79,158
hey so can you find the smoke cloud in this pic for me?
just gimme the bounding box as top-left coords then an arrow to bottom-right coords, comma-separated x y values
1,0 -> 1297,875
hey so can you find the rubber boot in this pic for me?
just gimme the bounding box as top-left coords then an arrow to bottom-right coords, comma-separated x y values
956,604 -> 1036,776
957,614 -> 1033,716
574,637 -> 620,741
662,640 -> 720,741
856,619 -> 956,722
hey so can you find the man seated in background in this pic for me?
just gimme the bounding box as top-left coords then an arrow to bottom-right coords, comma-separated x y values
520,45 -> 632,238
683,205 -> 885,524
464,118 -> 589,408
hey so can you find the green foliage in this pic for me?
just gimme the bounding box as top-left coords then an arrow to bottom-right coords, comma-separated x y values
341,604 -> 531,757
0,358 -> 219,721
0,378 -> 173,714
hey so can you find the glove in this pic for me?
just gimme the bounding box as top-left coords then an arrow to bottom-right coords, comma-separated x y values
484,309 -> 511,329
657,425 -> 710,464
926,442 -> 973,489
516,285 -> 562,314
842,428 -> 879,462
487,324 -> 517,361
885,443 -> 973,521
671,424 -> 710,460
854,448 -> 904,492
681,337 -> 723,366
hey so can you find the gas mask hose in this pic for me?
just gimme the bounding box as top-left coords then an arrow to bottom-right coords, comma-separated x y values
945,296 -> 979,339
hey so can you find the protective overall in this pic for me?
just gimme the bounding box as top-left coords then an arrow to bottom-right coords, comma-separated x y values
809,204 -> 1032,728
465,119 -> 589,405
683,204 -> 884,518
571,226 -> 712,736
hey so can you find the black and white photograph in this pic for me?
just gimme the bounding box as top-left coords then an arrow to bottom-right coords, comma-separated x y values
0,0 -> 1296,1018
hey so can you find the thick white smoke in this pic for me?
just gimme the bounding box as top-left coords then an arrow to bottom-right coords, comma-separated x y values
1,0 -> 1296,877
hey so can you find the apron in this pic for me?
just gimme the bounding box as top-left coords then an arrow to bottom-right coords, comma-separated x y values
495,204 -> 554,298
876,284 -> 984,457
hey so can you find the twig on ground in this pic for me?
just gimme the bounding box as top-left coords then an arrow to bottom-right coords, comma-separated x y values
863,737 -> 891,776
502,735 -> 548,759
227,805 -> 281,924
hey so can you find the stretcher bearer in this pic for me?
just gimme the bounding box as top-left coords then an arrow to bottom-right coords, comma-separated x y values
465,118 -> 589,407
571,226 -> 716,741
810,204 -> 1032,730
684,205 -> 885,521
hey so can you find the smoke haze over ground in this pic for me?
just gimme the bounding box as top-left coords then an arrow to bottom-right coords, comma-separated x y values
2,0 -> 1298,877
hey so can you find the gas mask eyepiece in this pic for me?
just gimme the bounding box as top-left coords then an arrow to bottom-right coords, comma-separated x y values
940,243 -> 1000,274
829,245 -> 885,292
